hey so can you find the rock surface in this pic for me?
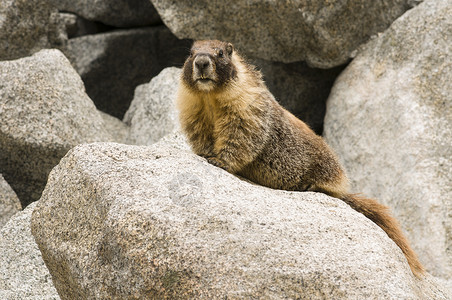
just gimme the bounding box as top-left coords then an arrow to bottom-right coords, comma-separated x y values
32,142 -> 450,299
124,67 -> 181,145
0,202 -> 60,300
151,0 -> 415,68
0,49 -> 116,207
0,174 -> 21,229
51,0 -> 161,27
66,26 -> 191,118
99,111 -> 129,145
58,12 -> 114,39
0,0 -> 66,61
324,0 -> 452,280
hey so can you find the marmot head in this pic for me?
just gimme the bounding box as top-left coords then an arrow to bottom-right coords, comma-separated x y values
182,40 -> 237,93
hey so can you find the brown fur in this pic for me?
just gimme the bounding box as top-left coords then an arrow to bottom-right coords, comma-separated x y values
177,40 -> 425,277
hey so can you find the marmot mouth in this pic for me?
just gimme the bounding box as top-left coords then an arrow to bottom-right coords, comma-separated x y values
196,78 -> 214,84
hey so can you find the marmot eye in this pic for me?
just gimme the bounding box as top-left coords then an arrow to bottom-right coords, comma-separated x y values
218,49 -> 224,57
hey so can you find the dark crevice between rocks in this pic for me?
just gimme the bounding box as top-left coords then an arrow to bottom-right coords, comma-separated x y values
60,11 -> 165,39
61,12 -> 118,39
72,27 -> 191,119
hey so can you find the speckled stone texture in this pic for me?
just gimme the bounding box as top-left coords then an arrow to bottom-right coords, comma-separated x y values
0,202 -> 60,300
324,0 -> 451,281
0,49 -> 116,207
0,174 -> 21,229
50,0 -> 161,27
31,141 -> 450,299
0,0 -> 66,60
150,0 -> 415,68
123,67 -> 181,145
99,111 -> 129,145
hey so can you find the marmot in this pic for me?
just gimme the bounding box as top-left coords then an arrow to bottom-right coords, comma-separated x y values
176,40 -> 424,277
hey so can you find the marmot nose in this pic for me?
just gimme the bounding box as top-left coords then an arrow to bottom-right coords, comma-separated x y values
194,55 -> 211,71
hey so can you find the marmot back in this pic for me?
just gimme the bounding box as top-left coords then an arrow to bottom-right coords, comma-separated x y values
177,40 -> 424,277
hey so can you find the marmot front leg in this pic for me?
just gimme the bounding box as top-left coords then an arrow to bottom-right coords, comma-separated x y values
180,109 -> 216,158
206,156 -> 229,171
207,137 -> 249,172
189,132 -> 215,158
208,116 -> 265,173
208,140 -> 245,173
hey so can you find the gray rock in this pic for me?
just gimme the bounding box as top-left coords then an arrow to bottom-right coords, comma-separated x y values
0,49 -> 116,207
437,279 -> 452,298
58,13 -> 79,38
324,0 -> 451,280
51,0 -> 161,28
99,111 -> 129,145
0,0 -> 66,61
0,202 -> 60,300
0,174 -> 21,229
124,67 -> 181,145
31,142 -> 450,299
58,12 -> 113,39
154,131 -> 190,152
150,0 -> 413,68
65,26 -> 191,118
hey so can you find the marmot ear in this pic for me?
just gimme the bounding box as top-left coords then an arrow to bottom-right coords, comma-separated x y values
226,43 -> 233,56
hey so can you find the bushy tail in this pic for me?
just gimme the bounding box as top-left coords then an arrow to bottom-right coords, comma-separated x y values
342,194 -> 424,277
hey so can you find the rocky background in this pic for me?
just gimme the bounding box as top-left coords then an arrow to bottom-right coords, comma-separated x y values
0,0 -> 451,299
